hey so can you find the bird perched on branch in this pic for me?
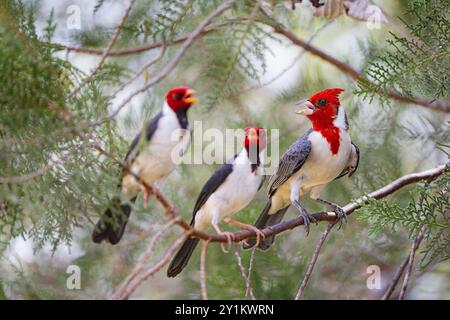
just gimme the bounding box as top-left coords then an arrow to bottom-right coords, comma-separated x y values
167,127 -> 267,277
244,88 -> 359,250
92,87 -> 198,245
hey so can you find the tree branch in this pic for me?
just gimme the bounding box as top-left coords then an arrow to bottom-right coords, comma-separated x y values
382,226 -> 427,300
200,240 -> 210,300
183,162 -> 448,243
0,165 -> 48,184
272,27 -> 450,113
294,222 -> 335,300
398,227 -> 425,300
234,246 -> 256,300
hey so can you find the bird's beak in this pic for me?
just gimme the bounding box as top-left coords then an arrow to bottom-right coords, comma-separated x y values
295,99 -> 315,116
183,89 -> 198,104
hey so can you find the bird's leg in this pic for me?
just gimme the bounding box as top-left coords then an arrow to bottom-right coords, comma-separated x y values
292,200 -> 316,235
212,223 -> 235,253
224,218 -> 266,248
315,198 -> 346,228
138,183 -> 153,208
291,178 -> 316,235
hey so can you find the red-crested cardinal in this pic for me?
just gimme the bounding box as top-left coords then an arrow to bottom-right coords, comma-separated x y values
167,127 -> 266,277
92,87 -> 198,244
245,88 -> 359,250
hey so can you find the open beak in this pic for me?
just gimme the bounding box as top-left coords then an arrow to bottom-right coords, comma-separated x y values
183,89 -> 198,104
295,98 -> 315,116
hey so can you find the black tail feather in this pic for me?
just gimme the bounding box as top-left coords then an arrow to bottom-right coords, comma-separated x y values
243,200 -> 289,250
167,237 -> 199,277
92,197 -> 136,245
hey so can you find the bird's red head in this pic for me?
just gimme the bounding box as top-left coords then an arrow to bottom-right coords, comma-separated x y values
295,88 -> 344,128
165,87 -> 198,112
244,127 -> 267,151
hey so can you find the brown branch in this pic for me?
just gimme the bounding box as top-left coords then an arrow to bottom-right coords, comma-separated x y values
61,6 -> 450,113
67,0 -> 136,99
398,230 -> 423,300
118,162 -> 447,245
181,162 -> 448,244
200,240 -> 210,300
61,18 -> 245,57
272,27 -> 450,113
63,24 -> 218,57
295,222 -> 335,300
382,226 -> 427,300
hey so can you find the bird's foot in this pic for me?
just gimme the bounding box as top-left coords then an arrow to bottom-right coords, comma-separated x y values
293,200 -> 316,235
243,227 -> 266,249
299,210 -> 317,235
218,231 -> 235,253
225,219 -> 266,248
316,198 -> 346,229
139,184 -> 153,208
292,201 -> 317,235
333,205 -> 346,229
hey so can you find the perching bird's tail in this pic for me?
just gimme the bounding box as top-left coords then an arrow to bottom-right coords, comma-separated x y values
92,197 -> 136,245
243,199 -> 289,251
167,237 -> 199,277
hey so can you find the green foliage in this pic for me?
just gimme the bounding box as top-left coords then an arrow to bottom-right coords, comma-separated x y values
0,0 -> 449,300
200,2 -> 278,110
358,173 -> 449,268
356,0 -> 450,104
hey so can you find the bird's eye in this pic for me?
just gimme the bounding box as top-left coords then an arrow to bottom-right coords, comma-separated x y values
318,98 -> 327,107
172,92 -> 184,101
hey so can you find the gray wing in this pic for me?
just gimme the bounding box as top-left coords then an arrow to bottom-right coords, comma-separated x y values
267,129 -> 312,196
124,112 -> 163,164
335,142 -> 360,180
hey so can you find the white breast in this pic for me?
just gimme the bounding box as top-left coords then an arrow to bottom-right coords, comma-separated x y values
299,129 -> 351,188
122,104 -> 190,196
194,149 -> 264,230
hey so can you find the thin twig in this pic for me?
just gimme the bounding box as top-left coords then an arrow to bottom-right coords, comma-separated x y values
0,166 -> 48,184
272,26 -> 450,113
245,247 -> 257,298
239,20 -> 334,94
62,19 -> 242,57
200,239 -> 210,300
295,222 -> 335,300
67,0 -> 136,99
110,1 -> 235,116
382,226 -> 427,300
111,217 -> 179,300
115,231 -> 190,300
233,246 -> 256,300
62,10 -> 450,112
